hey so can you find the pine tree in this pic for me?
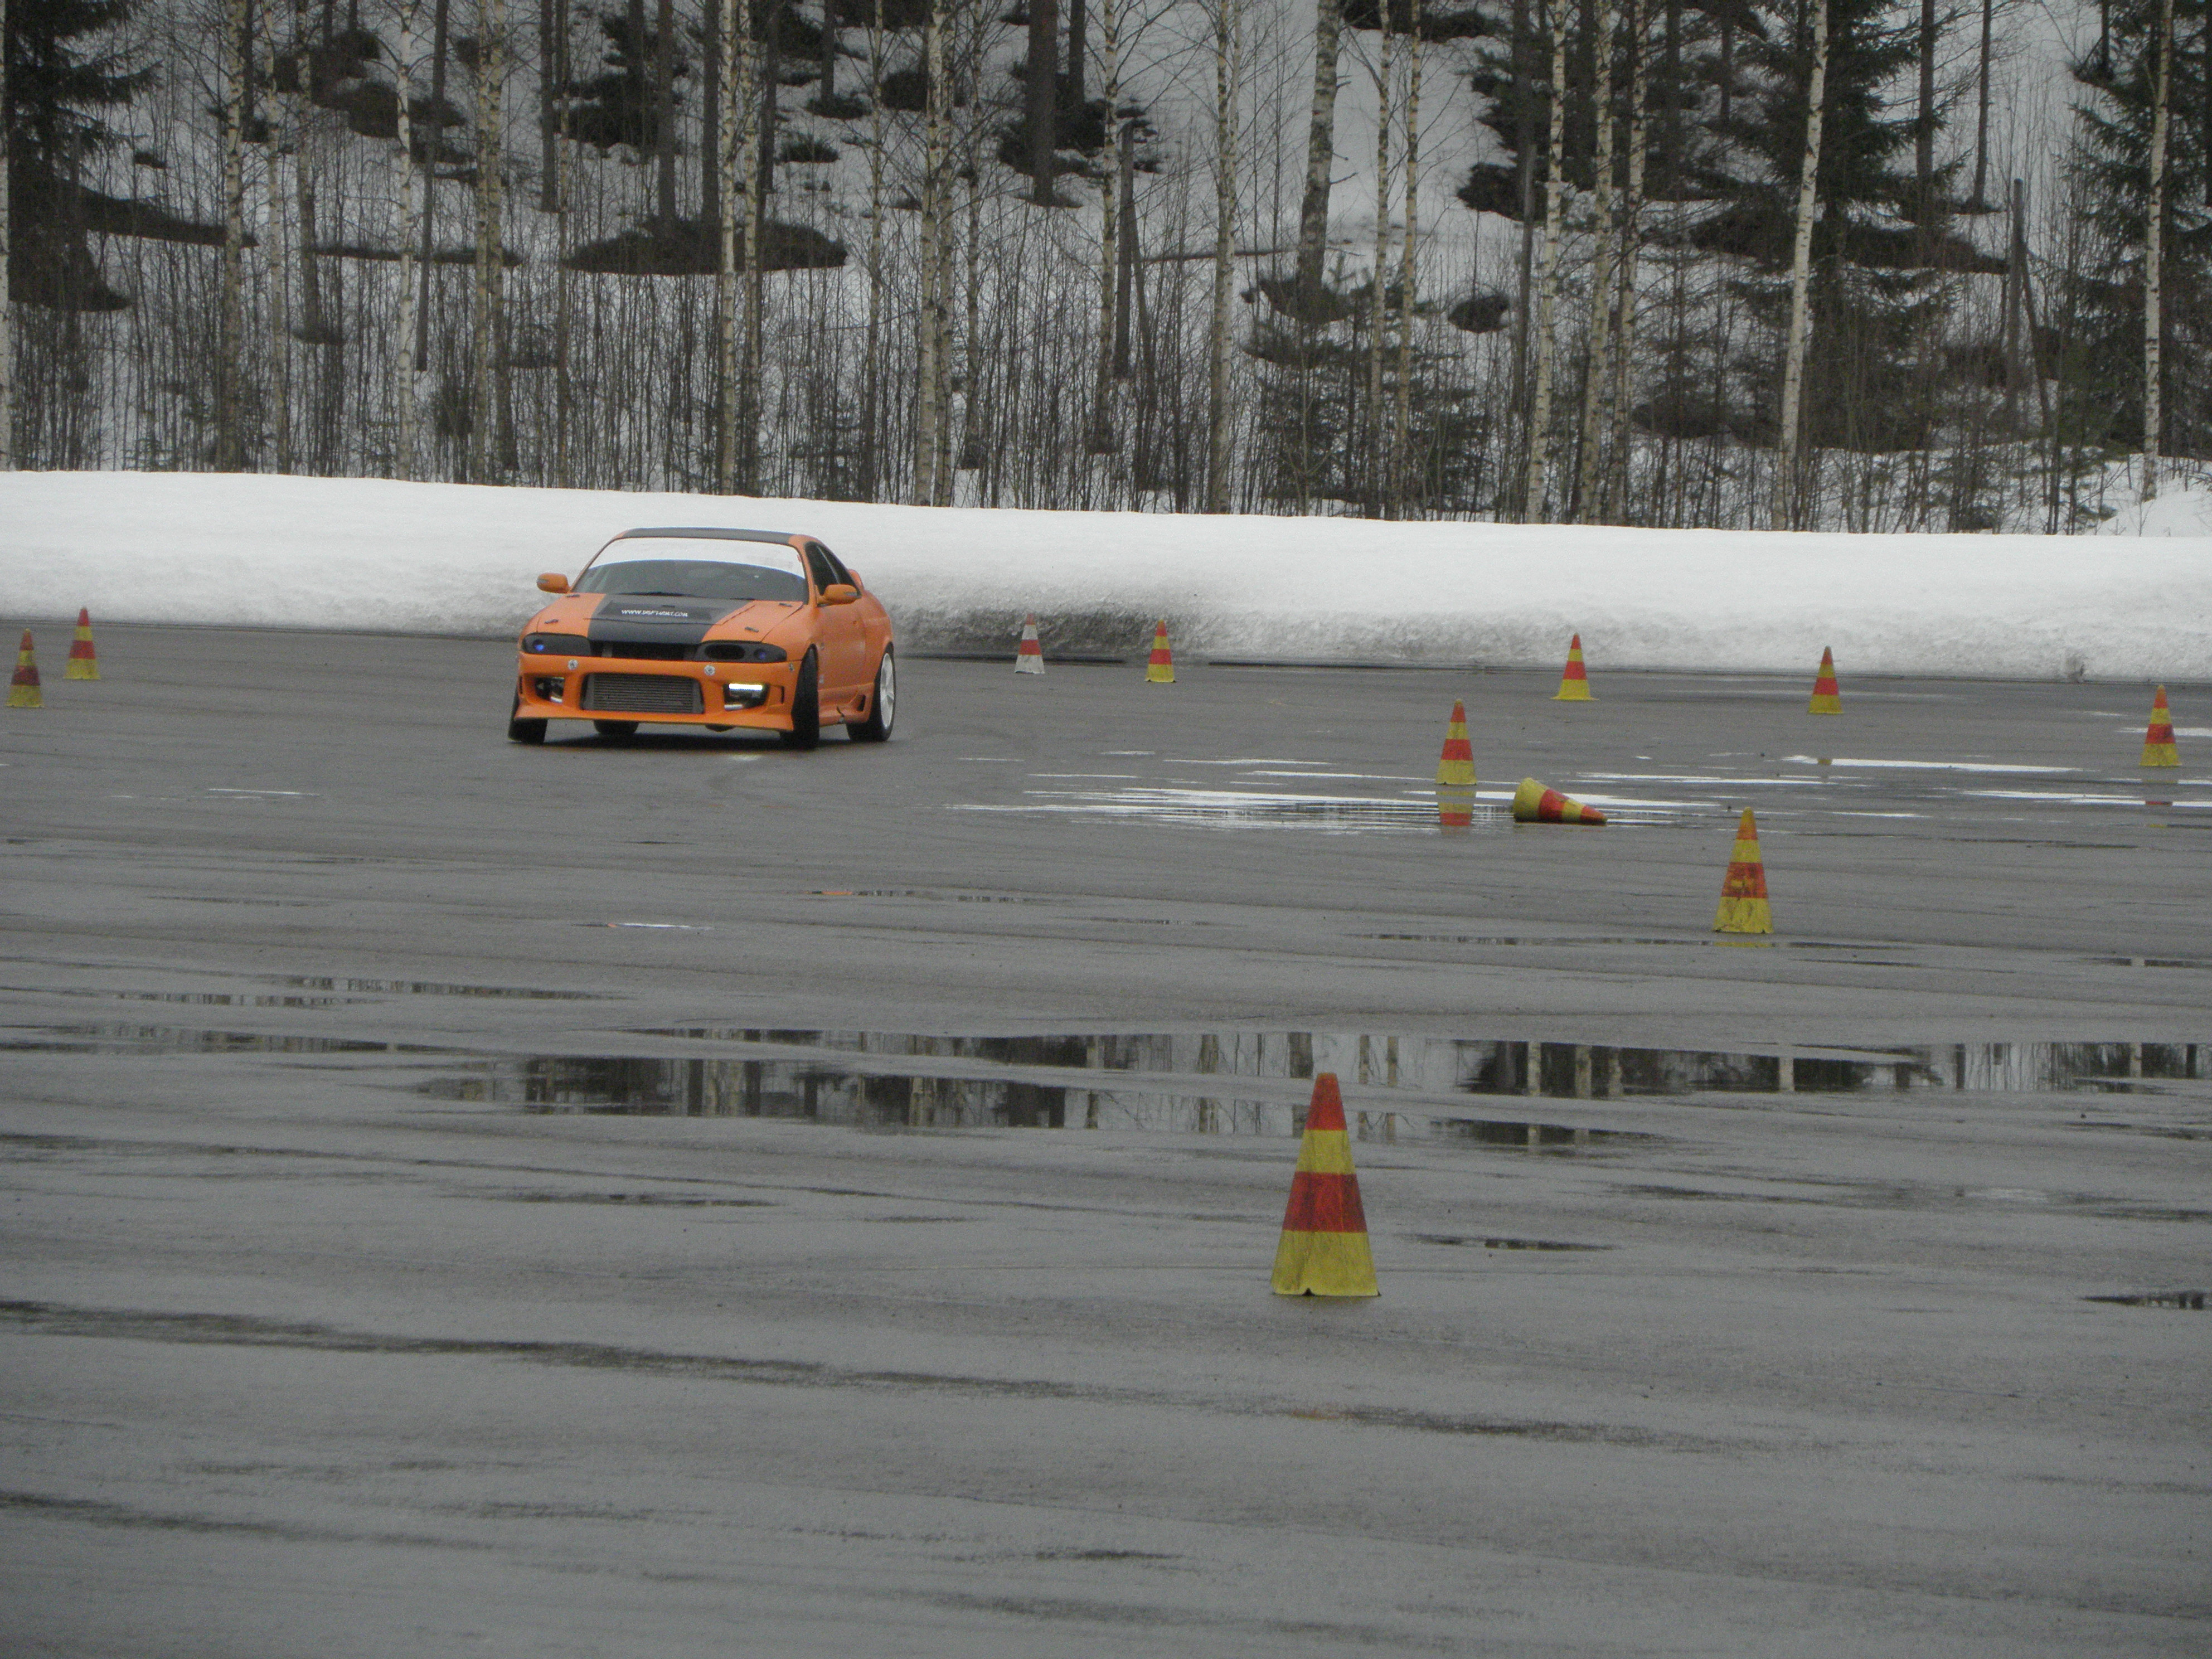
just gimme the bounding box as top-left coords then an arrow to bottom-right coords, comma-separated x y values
5,0 -> 145,311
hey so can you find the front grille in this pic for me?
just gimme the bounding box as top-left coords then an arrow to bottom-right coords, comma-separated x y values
591,640 -> 691,661
581,673 -> 704,715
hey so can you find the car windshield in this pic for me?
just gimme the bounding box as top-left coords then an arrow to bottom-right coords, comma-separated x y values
578,539 -> 809,603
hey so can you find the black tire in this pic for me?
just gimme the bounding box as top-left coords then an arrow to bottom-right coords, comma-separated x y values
780,651 -> 821,750
851,647 -> 895,743
593,720 -> 639,739
507,693 -> 547,745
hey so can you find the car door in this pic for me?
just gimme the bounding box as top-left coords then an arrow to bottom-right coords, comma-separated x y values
801,542 -> 867,701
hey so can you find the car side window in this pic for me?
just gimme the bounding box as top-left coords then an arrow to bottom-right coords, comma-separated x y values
800,544 -> 838,593
809,542 -> 855,588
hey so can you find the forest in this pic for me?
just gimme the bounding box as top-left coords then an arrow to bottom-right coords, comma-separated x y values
1,0 -> 2205,531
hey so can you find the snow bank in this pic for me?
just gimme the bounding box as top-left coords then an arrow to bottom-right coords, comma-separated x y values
2,470 -> 2206,680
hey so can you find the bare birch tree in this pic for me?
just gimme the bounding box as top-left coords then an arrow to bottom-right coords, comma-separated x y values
1773,0 -> 1828,530
0,0 -> 11,473
717,0 -> 741,491
740,0 -> 764,488
1575,0 -> 1619,521
1366,9 -> 1394,510
1390,0 -> 1420,512
1089,0 -> 1121,453
2141,0 -> 2172,498
266,35 -> 293,474
914,0 -> 948,503
221,0 -> 249,469
1522,0 -> 1568,521
1207,0 -> 1240,511
1293,0 -> 1345,309
1604,0 -> 1647,520
470,0 -> 508,483
394,0 -> 425,481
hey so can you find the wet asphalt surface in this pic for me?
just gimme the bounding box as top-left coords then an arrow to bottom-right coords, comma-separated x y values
2,627 -> 2208,1656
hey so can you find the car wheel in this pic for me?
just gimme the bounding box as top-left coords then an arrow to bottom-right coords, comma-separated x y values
780,651 -> 821,750
507,693 -> 547,745
593,720 -> 639,739
851,647 -> 895,743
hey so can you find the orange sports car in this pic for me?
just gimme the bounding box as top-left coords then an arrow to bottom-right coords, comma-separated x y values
506,527 -> 895,749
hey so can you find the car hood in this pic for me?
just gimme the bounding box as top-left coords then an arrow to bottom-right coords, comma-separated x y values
525,595 -> 807,643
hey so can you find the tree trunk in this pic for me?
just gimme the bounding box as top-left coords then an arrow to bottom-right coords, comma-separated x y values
1773,0 -> 1827,530
221,0 -> 248,470
1661,0 -> 1679,197
1604,0 -> 1646,521
1914,0 -> 1936,218
1367,12 -> 1394,513
1029,0 -> 1059,203
1391,0 -> 1420,515
1998,173 -> 2023,425
1509,0 -> 1533,416
758,0 -> 778,201
1207,0 -> 1238,512
703,0 -> 720,217
1293,0 -> 1345,309
2142,0 -> 2171,498
1067,0 -> 1086,103
1115,127 -> 1137,377
741,0 -> 764,487
555,54 -> 573,485
470,0 -> 506,483
0,0 -> 13,470
1575,0 -> 1618,521
717,0 -> 741,490
539,0 -> 559,209
1090,0 -> 1120,452
268,21 -> 294,474
1969,0 -> 1992,207
656,0 -> 676,222
819,0 -> 836,105
915,0 -> 946,501
1522,0 -> 1568,521
416,0 -> 449,374
859,0 -> 885,496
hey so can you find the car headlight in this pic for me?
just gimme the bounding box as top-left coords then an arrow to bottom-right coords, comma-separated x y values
700,641 -> 789,663
523,633 -> 592,655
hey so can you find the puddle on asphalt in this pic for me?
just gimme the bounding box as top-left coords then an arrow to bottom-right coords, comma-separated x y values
269,976 -> 599,1001
0,986 -> 364,1010
2085,1290 -> 2209,1309
0,1025 -> 441,1056
1415,1234 -> 1614,1250
950,786 -> 1469,833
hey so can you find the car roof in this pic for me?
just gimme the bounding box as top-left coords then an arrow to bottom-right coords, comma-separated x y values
610,527 -> 806,546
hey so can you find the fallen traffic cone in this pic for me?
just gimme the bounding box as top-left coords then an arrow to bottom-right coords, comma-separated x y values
8,631 -> 42,709
1437,699 -> 1476,828
1511,776 -> 1605,824
1015,613 -> 1045,675
1272,1073 -> 1379,1298
1144,619 -> 1175,685
2142,686 -> 2179,767
1713,808 -> 1773,935
1807,646 -> 1839,714
1553,633 -> 1593,701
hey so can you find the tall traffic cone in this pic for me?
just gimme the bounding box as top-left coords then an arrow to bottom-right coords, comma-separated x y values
1553,633 -> 1593,701
2142,686 -> 2180,767
1272,1073 -> 1379,1297
1015,613 -> 1046,675
1144,620 -> 1176,685
1436,699 -> 1476,829
1807,646 -> 1839,714
8,630 -> 43,709
1511,777 -> 1605,824
1714,808 -> 1773,934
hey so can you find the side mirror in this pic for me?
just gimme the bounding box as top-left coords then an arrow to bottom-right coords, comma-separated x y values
818,583 -> 859,606
537,573 -> 571,594
841,567 -> 862,588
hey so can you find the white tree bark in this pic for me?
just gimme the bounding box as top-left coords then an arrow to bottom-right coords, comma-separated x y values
1391,0 -> 1421,513
1293,0 -> 1345,309
915,0 -> 947,504
1522,0 -> 1568,521
1773,0 -> 1828,531
221,0 -> 249,469
1366,11 -> 1394,510
1575,0 -> 1619,521
740,0 -> 764,489
2142,0 -> 2172,499
266,65 -> 293,474
470,0 -> 507,483
1604,0 -> 1648,521
1091,0 -> 1121,455
717,0 -> 740,492
1207,0 -> 1240,511
0,0 -> 11,471
394,2 -> 424,482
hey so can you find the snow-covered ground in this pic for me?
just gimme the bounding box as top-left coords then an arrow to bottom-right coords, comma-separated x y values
2,470 -> 2205,678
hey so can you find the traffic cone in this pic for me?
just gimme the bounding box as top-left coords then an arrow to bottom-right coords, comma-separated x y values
1272,1073 -> 1379,1298
8,630 -> 43,709
2142,686 -> 2179,768
1807,646 -> 1839,714
1553,633 -> 1593,701
1015,613 -> 1045,675
1714,808 -> 1773,935
1437,699 -> 1476,829
1511,777 -> 1605,824
1144,620 -> 1175,685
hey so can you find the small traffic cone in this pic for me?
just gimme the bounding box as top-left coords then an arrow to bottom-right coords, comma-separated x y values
8,631 -> 42,709
1015,613 -> 1045,675
1714,808 -> 1773,935
1808,646 -> 1839,715
1144,620 -> 1175,685
2142,686 -> 2179,768
1272,1073 -> 1379,1298
1511,777 -> 1605,824
1553,633 -> 1593,701
1437,699 -> 1476,829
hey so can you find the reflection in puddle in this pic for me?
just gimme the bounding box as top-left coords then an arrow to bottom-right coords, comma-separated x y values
2085,1290 -> 2209,1309
0,1024 -> 431,1056
952,787 -> 1464,833
270,976 -> 598,1001
1416,1234 -> 1614,1250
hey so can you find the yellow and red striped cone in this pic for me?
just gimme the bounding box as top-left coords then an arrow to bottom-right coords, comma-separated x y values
65,609 -> 101,681
1144,619 -> 1175,685
1436,698 -> 1476,829
1553,633 -> 1593,701
8,630 -> 43,709
1015,613 -> 1045,675
2142,686 -> 2179,768
1511,776 -> 1605,824
1714,808 -> 1773,934
1272,1073 -> 1379,1297
1808,646 -> 1839,714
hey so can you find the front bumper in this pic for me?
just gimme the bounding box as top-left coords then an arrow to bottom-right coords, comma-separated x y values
515,654 -> 799,730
